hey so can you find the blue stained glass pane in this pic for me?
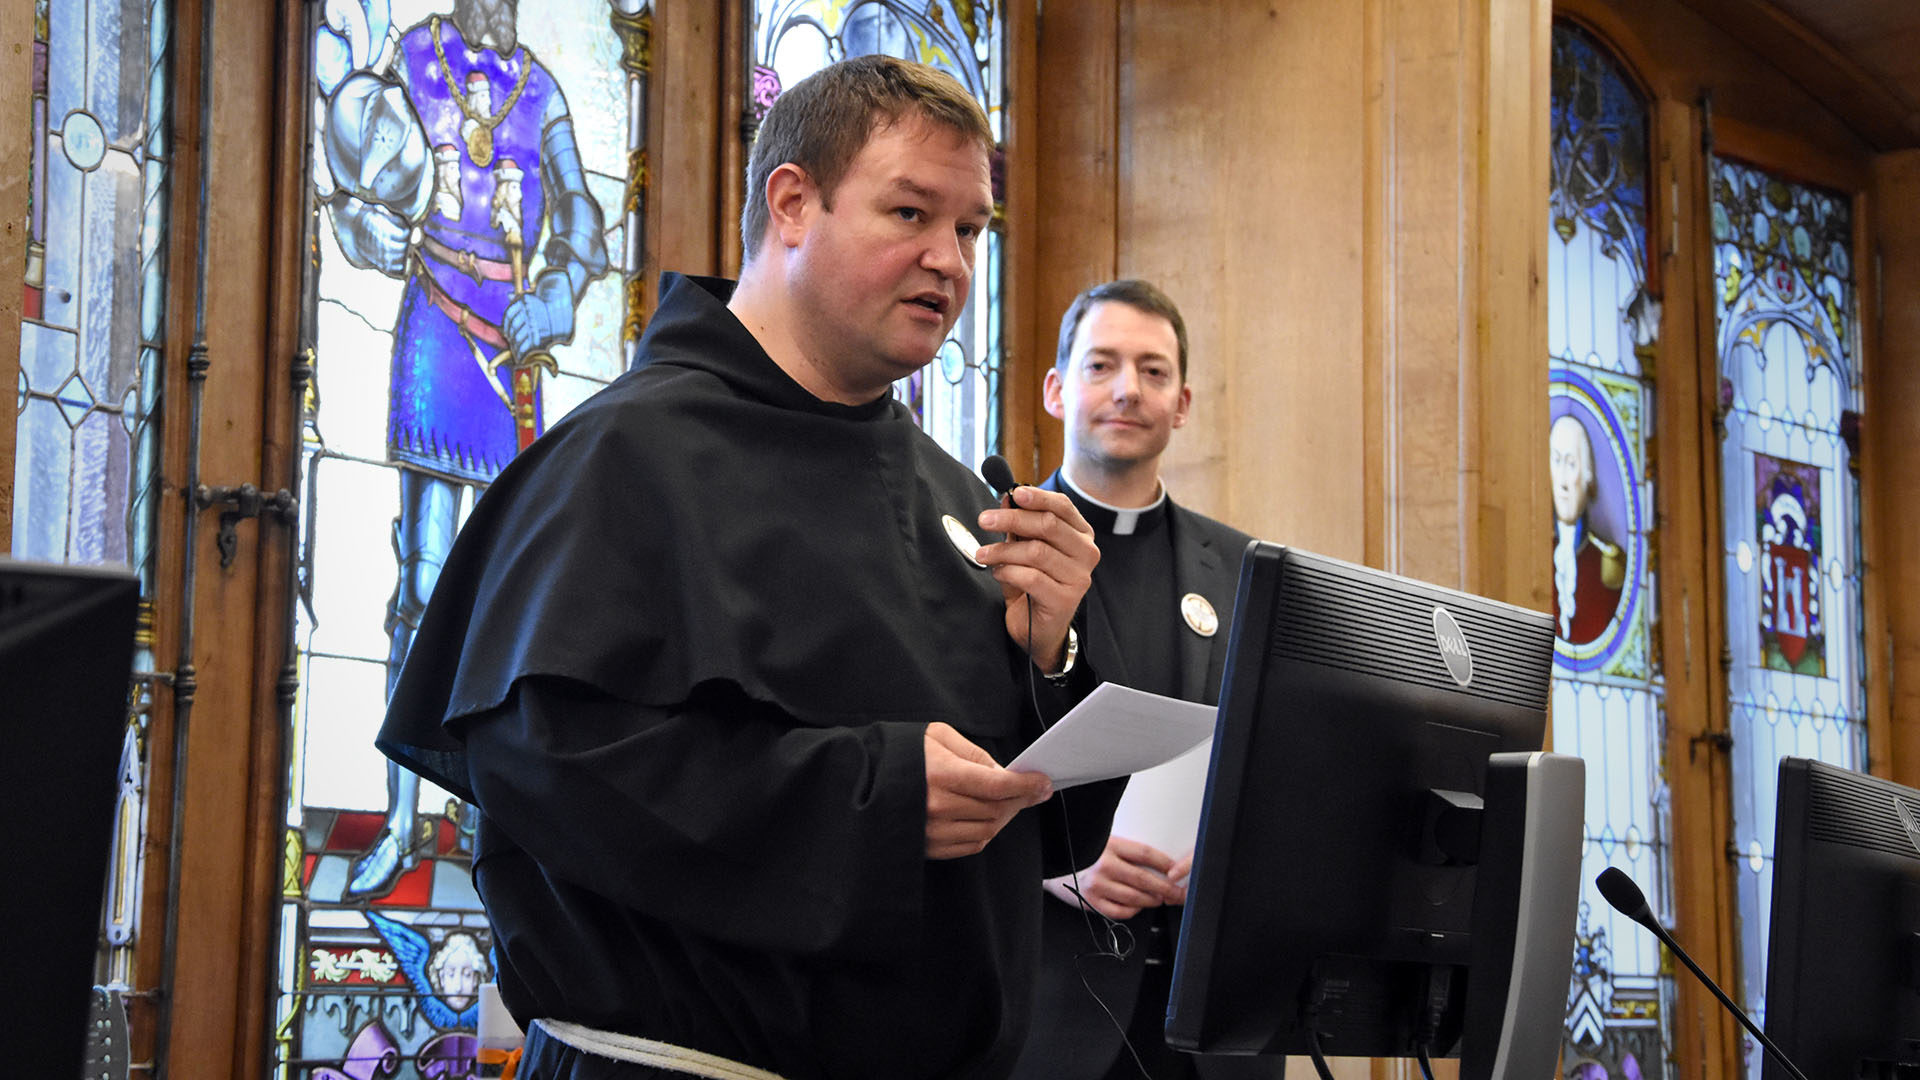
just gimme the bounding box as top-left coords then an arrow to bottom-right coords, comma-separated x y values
82,156 -> 144,400
1549,21 -> 1673,1080
67,409 -> 130,564
20,320 -> 77,393
87,0 -> 126,142
145,0 -> 167,158
40,148 -> 82,330
140,157 -> 166,341
14,0 -> 172,1004
55,370 -> 94,425
45,0 -> 84,125
148,0 -> 166,68
14,396 -> 74,560
1712,154 -> 1864,1080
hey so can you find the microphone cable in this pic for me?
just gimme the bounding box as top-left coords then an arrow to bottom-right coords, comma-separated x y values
992,459 -> 1158,1080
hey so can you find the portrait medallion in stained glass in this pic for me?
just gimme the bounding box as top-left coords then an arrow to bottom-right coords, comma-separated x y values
749,0 -> 1005,469
279,2 -> 648,1074
1710,154 -> 1865,1079
11,0 -> 173,994
1548,22 -> 1675,1080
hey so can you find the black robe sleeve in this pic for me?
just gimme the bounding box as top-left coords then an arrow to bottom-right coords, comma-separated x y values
463,675 -> 929,959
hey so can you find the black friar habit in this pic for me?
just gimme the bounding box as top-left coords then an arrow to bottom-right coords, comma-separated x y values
377,273 -> 1121,1080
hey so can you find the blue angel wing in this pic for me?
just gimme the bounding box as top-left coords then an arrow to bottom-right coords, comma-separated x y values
364,911 -> 478,1029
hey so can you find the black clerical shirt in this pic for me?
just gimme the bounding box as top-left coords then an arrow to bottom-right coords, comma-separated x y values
1055,481 -> 1181,701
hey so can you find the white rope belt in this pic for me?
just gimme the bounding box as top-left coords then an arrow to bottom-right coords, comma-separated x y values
533,1019 -> 789,1080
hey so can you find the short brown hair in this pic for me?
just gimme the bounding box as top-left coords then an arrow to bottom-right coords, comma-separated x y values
1055,279 -> 1190,382
741,55 -> 993,260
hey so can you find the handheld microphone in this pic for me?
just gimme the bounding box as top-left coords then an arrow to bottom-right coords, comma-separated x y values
1595,868 -> 1811,1080
980,454 -> 1020,500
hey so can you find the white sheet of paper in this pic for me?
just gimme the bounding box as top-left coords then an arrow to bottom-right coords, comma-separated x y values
1006,682 -> 1216,790
1108,737 -> 1214,859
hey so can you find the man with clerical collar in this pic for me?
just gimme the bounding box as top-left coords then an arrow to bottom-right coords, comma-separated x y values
1012,280 -> 1279,1080
377,55 -> 1121,1079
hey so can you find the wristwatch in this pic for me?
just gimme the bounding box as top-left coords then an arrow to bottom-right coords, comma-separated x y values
1041,626 -> 1080,684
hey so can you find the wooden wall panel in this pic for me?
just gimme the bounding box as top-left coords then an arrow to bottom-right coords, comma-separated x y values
0,0 -> 31,548
1056,0 -> 1547,591
1474,0 -> 1552,610
1563,0 -> 1873,165
648,0 -> 729,302
1117,0 -> 1370,561
162,0 -> 287,1072
1655,94 -> 1745,1080
1029,0 -> 1119,481
1869,150 -> 1920,788
1375,0 -> 1473,586
999,0 -> 1042,482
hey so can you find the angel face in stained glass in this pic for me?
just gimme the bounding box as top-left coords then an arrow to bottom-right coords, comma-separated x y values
364,910 -> 491,1030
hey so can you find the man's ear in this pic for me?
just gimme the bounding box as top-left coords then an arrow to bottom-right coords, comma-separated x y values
1042,367 -> 1067,420
764,163 -> 815,250
1171,383 -> 1193,429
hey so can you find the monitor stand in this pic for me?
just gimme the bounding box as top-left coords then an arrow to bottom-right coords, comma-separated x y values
1462,751 -> 1585,1080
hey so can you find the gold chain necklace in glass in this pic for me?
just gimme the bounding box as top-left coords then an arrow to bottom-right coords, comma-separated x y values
431,15 -> 533,168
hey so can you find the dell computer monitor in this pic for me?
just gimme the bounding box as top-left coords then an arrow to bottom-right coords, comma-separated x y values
1166,543 -> 1583,1080
0,558 -> 140,1078
1763,757 -> 1920,1078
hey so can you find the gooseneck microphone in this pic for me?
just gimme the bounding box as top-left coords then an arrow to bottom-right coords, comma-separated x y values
1595,868 -> 1810,1080
980,453 -> 1020,500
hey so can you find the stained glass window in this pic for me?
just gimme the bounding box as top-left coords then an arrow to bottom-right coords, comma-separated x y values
280,2 -> 649,1073
1709,155 -> 1865,1079
1548,23 -> 1676,1079
11,0 -> 172,991
749,0 -> 1004,470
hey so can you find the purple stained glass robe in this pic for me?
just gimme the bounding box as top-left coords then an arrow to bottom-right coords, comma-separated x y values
390,18 -> 560,483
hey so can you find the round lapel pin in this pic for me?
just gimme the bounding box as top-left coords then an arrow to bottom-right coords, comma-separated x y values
1181,592 -> 1219,637
942,514 -> 988,568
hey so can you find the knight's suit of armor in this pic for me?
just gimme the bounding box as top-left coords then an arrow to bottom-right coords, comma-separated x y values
322,12 -> 610,897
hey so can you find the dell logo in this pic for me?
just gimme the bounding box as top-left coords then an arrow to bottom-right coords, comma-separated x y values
1432,606 -> 1474,687
1897,797 -> 1920,858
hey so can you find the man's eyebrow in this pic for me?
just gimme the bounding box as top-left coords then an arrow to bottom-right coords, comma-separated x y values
890,177 -> 941,201
889,177 -> 993,220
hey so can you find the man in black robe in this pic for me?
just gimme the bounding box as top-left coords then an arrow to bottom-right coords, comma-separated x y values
1011,281 -> 1278,1080
377,56 -> 1118,1079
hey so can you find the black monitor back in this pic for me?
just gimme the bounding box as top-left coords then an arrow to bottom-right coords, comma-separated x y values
1763,757 -> 1920,1078
1167,543 -> 1556,1061
0,559 -> 139,1076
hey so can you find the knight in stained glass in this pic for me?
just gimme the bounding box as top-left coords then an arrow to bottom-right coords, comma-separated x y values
286,1 -> 639,1071
314,0 -> 612,898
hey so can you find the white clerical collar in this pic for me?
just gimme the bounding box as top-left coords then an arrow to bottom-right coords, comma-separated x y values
1062,467 -> 1166,536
